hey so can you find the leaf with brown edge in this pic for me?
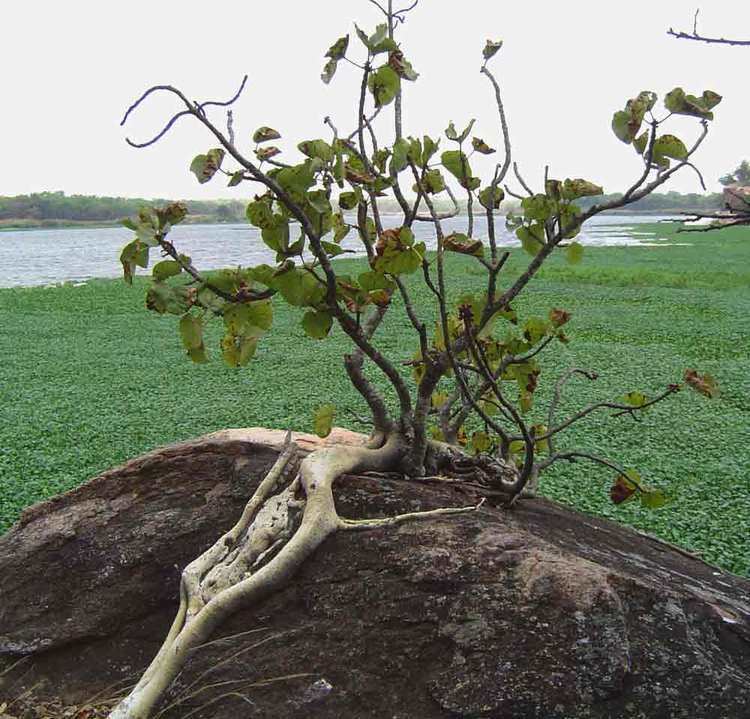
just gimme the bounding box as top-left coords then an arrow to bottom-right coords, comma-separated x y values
549,308 -> 571,327
389,50 -> 419,81
190,149 -> 225,184
633,131 -> 649,155
471,431 -> 493,455
444,233 -> 485,258
345,165 -> 377,185
610,475 -> 637,505
483,39 -> 503,60
253,126 -> 282,144
325,35 -> 349,61
684,369 -> 719,398
256,146 -> 281,162
472,137 -> 496,155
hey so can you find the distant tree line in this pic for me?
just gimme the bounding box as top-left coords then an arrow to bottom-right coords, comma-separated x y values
0,189 -> 727,227
574,190 -> 722,213
0,191 -> 245,224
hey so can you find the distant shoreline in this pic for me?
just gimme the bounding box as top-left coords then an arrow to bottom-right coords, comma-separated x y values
0,209 -> 690,232
0,217 -> 240,232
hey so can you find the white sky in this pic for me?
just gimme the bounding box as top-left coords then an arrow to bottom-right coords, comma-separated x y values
2,1 -> 748,199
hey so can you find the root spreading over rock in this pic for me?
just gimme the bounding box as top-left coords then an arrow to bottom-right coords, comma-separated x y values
109,433 -> 482,718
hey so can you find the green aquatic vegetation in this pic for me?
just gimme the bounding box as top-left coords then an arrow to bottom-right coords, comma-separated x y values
1,224 -> 747,574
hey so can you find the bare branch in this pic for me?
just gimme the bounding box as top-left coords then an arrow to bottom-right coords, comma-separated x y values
668,9 -> 750,47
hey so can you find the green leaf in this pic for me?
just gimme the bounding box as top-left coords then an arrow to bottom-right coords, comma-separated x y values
355,24 -> 371,49
565,241 -> 584,264
517,225 -> 545,256
367,65 -> 401,108
441,150 -> 474,188
179,314 -> 204,350
246,199 -> 274,229
559,203 -> 583,239
321,58 -> 339,84
640,489 -> 668,509
190,149 -> 225,184
483,39 -> 503,60
623,391 -> 648,408
444,233 -> 484,258
321,241 -> 347,257
372,148 -> 391,174
472,137 -> 495,155
272,160 -> 320,197
338,191 -> 360,210
652,134 -> 688,168
390,138 -> 410,174
272,267 -> 326,307
445,119 -> 475,143
523,317 -> 550,345
479,185 -> 505,210
611,95 -> 648,145
298,139 -> 334,163
253,127 -> 281,144
358,270 -> 395,292
302,310 -> 333,340
419,169 -> 446,195
120,240 -> 149,284
633,132 -> 649,155
531,424 -> 549,454
421,135 -> 440,165
665,88 -> 721,120
228,171 -> 245,187
152,260 -> 182,281
471,431 -> 492,454
332,212 -> 350,243
187,346 -> 209,364
146,284 -> 192,315
221,333 -> 257,368
521,194 -> 554,222
313,404 -> 336,438
261,215 -> 290,253
374,227 -> 424,275
223,301 -> 273,336
562,179 -> 603,201
325,35 -> 349,61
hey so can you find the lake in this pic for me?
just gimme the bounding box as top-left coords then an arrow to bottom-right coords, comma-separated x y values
0,214 -> 675,288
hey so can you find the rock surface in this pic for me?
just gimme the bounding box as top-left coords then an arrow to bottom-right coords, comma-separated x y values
724,184 -> 750,212
1,428 -> 749,718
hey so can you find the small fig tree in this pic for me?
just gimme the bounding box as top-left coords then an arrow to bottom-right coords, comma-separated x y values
112,2 -> 721,716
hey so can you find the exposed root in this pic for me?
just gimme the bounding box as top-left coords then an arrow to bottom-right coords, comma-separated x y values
108,431 -> 483,719
340,498 -> 485,531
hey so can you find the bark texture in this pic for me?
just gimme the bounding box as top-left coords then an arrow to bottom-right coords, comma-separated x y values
1,428 -> 749,719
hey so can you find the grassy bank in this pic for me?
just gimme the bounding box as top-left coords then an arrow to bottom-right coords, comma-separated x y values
1,222 -> 748,575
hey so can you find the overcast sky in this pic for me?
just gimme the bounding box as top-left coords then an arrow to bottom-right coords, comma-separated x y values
2,1 -> 748,199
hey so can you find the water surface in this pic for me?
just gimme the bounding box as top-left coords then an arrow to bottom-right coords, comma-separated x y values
0,214 -> 674,288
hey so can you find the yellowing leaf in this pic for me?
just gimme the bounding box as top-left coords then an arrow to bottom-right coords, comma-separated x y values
313,404 -> 336,438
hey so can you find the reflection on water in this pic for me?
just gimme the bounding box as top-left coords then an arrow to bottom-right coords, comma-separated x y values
0,214 -> 674,288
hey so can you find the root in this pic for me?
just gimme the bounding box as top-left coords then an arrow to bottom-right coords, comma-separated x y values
108,431 -> 483,719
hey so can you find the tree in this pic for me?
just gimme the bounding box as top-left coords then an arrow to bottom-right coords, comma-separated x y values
110,2 -> 722,716
665,13 -> 750,231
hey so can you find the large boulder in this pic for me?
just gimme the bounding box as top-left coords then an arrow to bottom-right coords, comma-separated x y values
723,184 -> 750,212
1,429 -> 748,718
